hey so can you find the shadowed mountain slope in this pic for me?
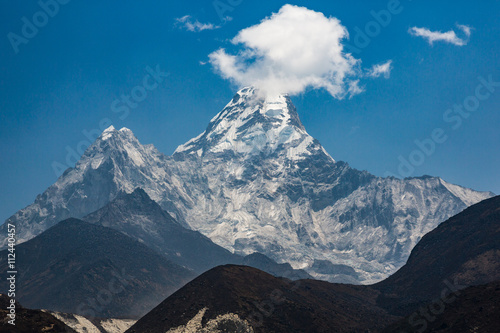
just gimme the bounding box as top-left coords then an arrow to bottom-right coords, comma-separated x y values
84,188 -> 241,274
0,219 -> 196,318
374,195 -> 500,315
84,188 -> 311,279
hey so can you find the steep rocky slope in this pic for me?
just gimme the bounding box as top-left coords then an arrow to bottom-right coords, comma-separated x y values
0,219 -> 195,318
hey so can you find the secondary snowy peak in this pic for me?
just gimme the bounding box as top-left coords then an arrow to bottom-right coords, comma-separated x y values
0,125 -> 175,247
175,87 -> 332,161
71,125 -> 178,205
100,125 -> 135,141
78,125 -> 159,170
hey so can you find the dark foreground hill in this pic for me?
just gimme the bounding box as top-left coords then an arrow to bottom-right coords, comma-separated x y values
0,219 -> 195,318
374,195 -> 500,315
383,280 -> 500,333
127,195 -> 500,332
126,265 -> 397,333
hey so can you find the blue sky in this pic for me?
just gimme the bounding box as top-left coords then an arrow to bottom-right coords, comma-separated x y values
0,0 -> 499,223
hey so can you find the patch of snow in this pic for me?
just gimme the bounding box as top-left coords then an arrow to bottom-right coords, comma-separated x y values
100,318 -> 137,333
46,311 -> 101,333
440,178 -> 494,206
101,125 -> 117,141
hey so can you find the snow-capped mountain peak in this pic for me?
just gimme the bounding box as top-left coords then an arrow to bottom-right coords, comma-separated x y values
99,125 -> 135,141
77,125 -> 152,170
175,87 -> 332,162
101,125 -> 117,140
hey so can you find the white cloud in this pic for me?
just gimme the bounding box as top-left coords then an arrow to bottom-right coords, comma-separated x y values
408,24 -> 472,46
176,15 -> 220,32
367,60 -> 393,78
208,5 -> 372,99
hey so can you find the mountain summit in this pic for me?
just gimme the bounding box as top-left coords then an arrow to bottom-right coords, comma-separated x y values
2,89 -> 494,283
175,87 -> 331,162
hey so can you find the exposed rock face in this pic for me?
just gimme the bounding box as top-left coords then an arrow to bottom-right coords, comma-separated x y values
166,308 -> 254,333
